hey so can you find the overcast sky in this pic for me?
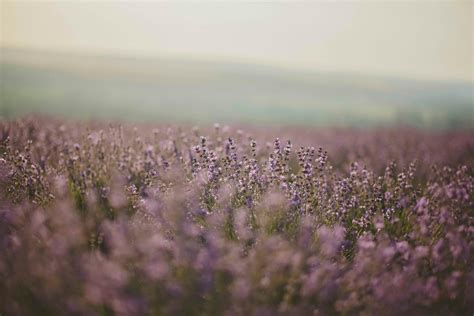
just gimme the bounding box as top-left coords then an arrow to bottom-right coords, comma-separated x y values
1,1 -> 472,82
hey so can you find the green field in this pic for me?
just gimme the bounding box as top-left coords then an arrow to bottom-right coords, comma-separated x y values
1,49 -> 473,128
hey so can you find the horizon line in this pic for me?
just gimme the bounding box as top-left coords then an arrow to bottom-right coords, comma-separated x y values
2,44 -> 473,86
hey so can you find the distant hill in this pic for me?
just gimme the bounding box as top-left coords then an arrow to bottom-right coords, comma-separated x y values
1,48 -> 473,128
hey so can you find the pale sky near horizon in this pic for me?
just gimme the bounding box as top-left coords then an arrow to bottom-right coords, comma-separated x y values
1,1 -> 473,82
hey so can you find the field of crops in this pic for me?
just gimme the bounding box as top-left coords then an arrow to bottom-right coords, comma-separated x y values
1,117 -> 473,315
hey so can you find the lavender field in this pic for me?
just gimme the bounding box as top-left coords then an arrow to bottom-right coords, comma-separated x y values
0,117 -> 473,315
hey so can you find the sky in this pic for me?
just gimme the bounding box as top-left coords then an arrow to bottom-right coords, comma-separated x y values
1,1 -> 473,82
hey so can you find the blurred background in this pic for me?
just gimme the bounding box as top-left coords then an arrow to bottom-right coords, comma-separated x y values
1,1 -> 473,128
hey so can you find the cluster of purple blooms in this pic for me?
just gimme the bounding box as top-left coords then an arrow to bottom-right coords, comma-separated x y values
0,117 -> 473,315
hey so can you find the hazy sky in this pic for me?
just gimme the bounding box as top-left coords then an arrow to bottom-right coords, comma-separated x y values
1,1 -> 473,82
